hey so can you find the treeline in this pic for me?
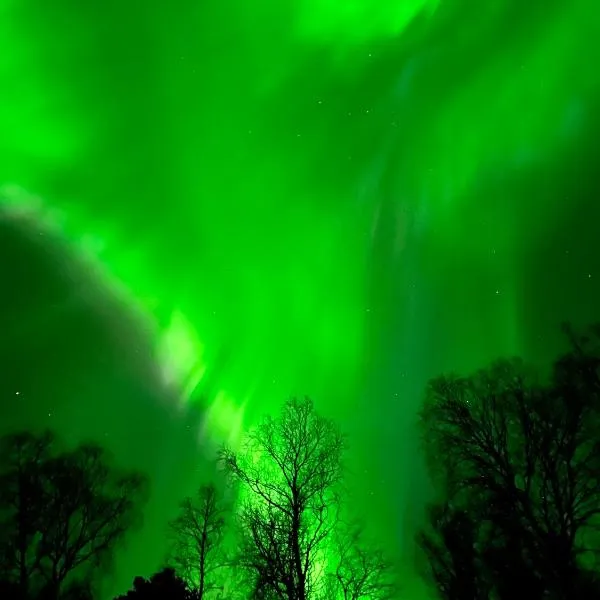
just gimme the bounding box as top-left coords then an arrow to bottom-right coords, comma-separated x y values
117,397 -> 398,600
1,324 -> 600,600
0,399 -> 397,600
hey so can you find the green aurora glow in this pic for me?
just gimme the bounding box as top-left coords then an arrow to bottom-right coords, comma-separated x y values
1,0 -> 599,597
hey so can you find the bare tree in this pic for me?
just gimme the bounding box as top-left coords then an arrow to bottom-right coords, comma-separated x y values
0,433 -> 147,599
419,324 -> 600,598
219,397 -> 345,600
331,520 -> 397,600
37,443 -> 147,599
0,431 -> 54,598
235,506 -> 296,600
168,483 -> 227,598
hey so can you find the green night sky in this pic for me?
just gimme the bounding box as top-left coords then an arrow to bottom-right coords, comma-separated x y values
0,0 -> 599,597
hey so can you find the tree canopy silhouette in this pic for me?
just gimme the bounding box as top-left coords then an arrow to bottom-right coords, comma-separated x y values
418,324 -> 600,599
115,568 -> 198,600
168,483 -> 228,599
0,431 -> 54,598
0,431 -> 148,600
219,397 -> 345,600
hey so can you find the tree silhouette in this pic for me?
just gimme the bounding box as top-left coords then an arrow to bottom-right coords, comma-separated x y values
0,431 -> 54,599
115,568 -> 198,600
417,503 -> 491,600
168,483 -> 227,598
219,397 -> 345,600
330,520 -> 397,600
419,324 -> 600,599
38,443 -> 147,597
0,431 -> 147,600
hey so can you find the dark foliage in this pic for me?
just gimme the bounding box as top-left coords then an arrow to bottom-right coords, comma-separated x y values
0,431 -> 147,600
115,568 -> 199,600
418,324 -> 600,599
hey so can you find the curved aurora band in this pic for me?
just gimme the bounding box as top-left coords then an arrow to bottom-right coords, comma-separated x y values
1,0 -> 599,596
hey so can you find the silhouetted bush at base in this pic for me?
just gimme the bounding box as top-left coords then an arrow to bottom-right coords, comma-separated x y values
115,569 -> 198,600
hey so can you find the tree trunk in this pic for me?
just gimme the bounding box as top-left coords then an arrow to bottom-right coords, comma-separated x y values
291,507 -> 305,600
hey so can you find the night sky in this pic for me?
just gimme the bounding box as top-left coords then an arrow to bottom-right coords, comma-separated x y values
1,0 -> 599,598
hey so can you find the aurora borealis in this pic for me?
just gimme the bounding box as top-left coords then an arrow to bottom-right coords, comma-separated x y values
1,0 -> 599,597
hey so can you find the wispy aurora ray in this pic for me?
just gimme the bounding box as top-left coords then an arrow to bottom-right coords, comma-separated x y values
0,0 -> 445,445
0,186 -> 250,447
